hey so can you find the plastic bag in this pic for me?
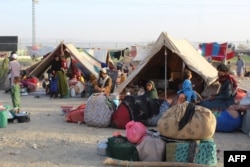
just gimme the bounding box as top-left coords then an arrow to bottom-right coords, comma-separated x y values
126,121 -> 146,144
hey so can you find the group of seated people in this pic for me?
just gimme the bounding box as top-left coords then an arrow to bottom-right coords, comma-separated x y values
93,62 -> 246,111
169,63 -> 249,133
175,63 -> 240,110
128,63 -> 250,133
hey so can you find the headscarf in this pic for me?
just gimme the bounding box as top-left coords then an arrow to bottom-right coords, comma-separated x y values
143,80 -> 158,99
12,54 -> 18,59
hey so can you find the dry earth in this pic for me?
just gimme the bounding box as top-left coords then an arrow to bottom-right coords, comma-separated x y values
0,87 -> 250,167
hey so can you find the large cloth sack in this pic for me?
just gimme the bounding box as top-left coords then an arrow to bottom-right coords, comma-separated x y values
111,103 -> 131,129
107,135 -> 138,161
84,93 -> 115,127
157,101 -> 216,140
122,95 -> 149,121
136,134 -> 166,161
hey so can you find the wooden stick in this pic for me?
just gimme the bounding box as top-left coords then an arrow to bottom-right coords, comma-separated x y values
103,158 -> 209,167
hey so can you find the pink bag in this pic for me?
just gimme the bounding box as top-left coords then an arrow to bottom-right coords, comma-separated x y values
125,121 -> 146,144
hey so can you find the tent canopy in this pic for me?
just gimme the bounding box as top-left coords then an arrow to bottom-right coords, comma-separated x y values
28,43 -> 101,78
115,32 -> 218,94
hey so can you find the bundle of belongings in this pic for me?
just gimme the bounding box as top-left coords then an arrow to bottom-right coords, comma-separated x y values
66,91 -> 219,166
84,93 -> 117,127
111,95 -> 168,129
100,119 -> 217,167
64,104 -> 85,123
64,94 -> 169,128
61,93 -> 117,126
97,99 -> 217,166
157,101 -> 216,140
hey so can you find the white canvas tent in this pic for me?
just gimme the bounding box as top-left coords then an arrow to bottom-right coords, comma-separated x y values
29,43 -> 101,78
115,32 -> 218,94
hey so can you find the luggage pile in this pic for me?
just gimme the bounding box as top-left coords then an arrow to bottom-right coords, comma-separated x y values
63,94 -> 169,128
63,93 -> 117,126
61,94 -> 218,166
99,99 -> 218,166
100,117 -> 217,166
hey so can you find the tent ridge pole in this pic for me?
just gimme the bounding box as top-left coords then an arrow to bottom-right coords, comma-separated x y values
164,41 -> 167,100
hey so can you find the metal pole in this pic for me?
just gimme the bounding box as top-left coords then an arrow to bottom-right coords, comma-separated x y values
247,40 -> 249,54
223,43 -> 228,65
164,40 -> 167,100
32,0 -> 38,47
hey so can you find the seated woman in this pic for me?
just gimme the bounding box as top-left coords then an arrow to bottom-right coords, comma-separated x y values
199,63 -> 236,110
143,80 -> 158,99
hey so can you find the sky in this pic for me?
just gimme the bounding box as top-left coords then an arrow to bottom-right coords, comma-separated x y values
1,0 -> 250,48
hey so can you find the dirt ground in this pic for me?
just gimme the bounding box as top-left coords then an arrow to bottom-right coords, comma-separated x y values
0,87 -> 250,167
